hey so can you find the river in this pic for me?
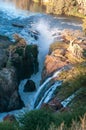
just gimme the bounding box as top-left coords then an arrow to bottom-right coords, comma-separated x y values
0,0 -> 83,121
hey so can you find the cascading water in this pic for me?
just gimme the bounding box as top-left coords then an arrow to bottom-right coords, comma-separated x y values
18,19 -> 62,110
35,81 -> 62,109
34,69 -> 62,108
0,1 -> 82,121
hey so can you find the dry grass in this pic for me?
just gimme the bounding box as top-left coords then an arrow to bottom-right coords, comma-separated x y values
48,113 -> 86,130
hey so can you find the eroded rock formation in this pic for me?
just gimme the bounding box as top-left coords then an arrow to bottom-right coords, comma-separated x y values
0,68 -> 24,112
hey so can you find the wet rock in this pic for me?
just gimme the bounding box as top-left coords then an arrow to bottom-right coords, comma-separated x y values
0,67 -> 24,112
8,35 -> 39,81
48,97 -> 63,110
12,23 -> 24,28
41,97 -> 63,112
0,48 -> 8,69
28,30 -> 40,40
24,80 -> 36,92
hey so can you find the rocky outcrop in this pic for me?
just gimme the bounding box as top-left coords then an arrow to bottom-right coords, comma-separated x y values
41,48 -> 68,83
0,34 -> 39,112
24,80 -> 36,92
0,67 -> 24,112
8,34 -> 39,81
40,29 -> 86,113
41,29 -> 86,83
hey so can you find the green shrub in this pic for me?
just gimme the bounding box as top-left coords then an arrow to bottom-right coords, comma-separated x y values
49,113 -> 86,130
0,121 -> 18,130
19,109 -> 56,130
57,64 -> 86,100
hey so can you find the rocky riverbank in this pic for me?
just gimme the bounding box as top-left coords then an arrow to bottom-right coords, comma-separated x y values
0,34 -> 38,112
40,29 -> 86,112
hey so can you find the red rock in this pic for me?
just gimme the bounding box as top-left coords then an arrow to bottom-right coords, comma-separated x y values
48,97 -> 63,110
41,52 -> 67,82
41,98 -> 63,112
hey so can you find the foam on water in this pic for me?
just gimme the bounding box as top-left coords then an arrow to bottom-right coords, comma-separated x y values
36,81 -> 62,109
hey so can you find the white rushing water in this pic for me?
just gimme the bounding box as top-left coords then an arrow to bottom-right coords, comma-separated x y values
36,81 -> 62,109
61,94 -> 75,107
0,1 -> 82,121
34,69 -> 62,108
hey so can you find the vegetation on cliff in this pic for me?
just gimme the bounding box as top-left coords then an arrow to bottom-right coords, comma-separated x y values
46,0 -> 78,15
7,34 -> 38,81
0,111 -> 86,130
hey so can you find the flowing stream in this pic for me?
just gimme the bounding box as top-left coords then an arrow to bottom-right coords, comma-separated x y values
0,0 -> 82,121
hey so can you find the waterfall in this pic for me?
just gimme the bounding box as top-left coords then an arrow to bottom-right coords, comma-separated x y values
61,88 -> 82,107
61,94 -> 75,107
28,19 -> 61,89
34,69 -> 62,108
36,81 -> 62,109
19,79 -> 35,109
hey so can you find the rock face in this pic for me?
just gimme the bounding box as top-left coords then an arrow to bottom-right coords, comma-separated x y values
24,80 -> 36,92
0,68 -> 24,112
0,48 -> 7,69
8,35 -> 39,81
0,34 -> 39,112
0,35 -> 12,69
41,30 -> 86,83
41,48 -> 68,83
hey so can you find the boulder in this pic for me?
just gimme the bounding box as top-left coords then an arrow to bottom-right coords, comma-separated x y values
41,97 -> 63,112
48,97 -> 63,111
24,80 -> 36,92
0,67 -> 24,112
